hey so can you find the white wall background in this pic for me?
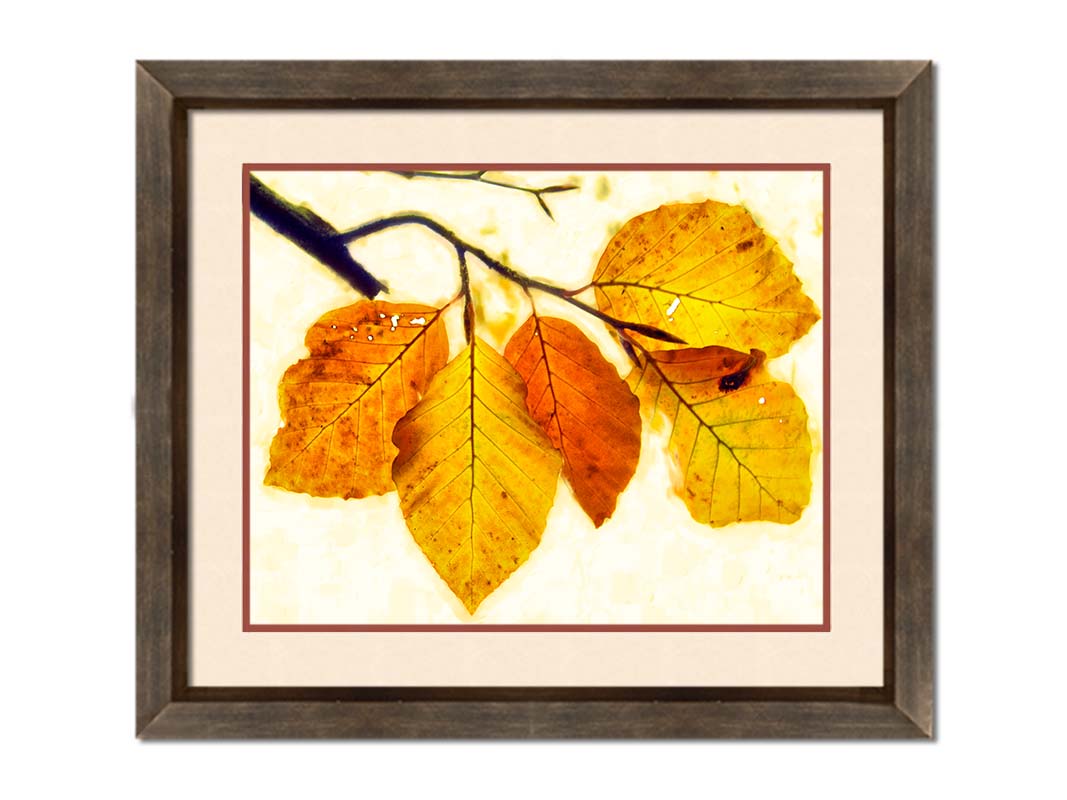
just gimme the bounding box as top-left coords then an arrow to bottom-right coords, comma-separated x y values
1,1 -> 1064,797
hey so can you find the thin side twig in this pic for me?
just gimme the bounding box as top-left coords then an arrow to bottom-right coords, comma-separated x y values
387,170 -> 578,220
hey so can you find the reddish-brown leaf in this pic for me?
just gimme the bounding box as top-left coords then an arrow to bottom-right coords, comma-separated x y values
504,315 -> 641,526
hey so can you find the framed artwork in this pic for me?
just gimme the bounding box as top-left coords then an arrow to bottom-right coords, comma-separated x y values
136,60 -> 934,738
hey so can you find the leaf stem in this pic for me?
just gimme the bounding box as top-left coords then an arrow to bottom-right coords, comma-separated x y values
456,246 -> 474,343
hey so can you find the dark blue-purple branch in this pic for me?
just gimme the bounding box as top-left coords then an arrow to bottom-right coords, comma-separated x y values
249,174 -> 386,298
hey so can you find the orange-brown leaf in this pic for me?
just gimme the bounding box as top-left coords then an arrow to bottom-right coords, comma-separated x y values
392,337 -> 563,613
593,201 -> 820,357
628,346 -> 813,526
265,301 -> 448,499
504,315 -> 641,527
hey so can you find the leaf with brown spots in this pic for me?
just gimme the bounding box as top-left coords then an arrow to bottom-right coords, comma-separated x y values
592,200 -> 820,357
504,314 -> 641,527
391,337 -> 563,613
265,301 -> 448,499
628,345 -> 813,526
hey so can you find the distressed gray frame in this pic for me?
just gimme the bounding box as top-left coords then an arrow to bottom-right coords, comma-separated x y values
136,60 -> 934,739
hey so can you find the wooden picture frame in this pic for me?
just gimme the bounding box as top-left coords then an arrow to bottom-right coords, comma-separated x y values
136,60 -> 934,739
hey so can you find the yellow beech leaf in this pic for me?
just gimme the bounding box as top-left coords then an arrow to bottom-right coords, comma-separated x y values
391,337 -> 563,613
593,201 -> 820,357
628,346 -> 813,526
504,314 -> 641,527
265,301 -> 449,499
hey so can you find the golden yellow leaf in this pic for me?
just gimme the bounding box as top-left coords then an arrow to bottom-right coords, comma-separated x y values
592,201 -> 820,357
391,337 -> 563,613
504,314 -> 641,527
265,301 -> 449,499
628,346 -> 813,526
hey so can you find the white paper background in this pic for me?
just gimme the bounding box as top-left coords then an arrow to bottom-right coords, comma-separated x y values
249,169 -> 825,626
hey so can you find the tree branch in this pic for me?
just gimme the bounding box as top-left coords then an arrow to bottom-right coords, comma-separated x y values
339,215 -> 685,345
249,174 -> 387,298
248,176 -> 682,345
387,170 -> 578,220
